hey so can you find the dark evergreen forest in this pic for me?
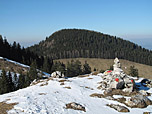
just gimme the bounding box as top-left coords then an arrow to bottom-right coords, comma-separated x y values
0,35 -> 53,71
28,29 -> 152,66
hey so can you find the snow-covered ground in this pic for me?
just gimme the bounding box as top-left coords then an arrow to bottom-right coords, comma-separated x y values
0,74 -> 152,114
0,56 -> 50,77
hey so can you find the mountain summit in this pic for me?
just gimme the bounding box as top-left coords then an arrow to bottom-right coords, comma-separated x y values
28,29 -> 152,66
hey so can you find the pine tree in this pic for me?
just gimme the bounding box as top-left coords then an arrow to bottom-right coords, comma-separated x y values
29,61 -> 38,81
24,72 -> 31,87
42,57 -> 52,73
8,71 -> 14,92
1,69 -> 9,94
0,73 -> 2,94
74,60 -> 82,76
83,61 -> 91,74
18,72 -> 25,89
129,66 -> 139,77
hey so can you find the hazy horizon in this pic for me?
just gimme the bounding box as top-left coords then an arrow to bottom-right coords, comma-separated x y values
0,0 -> 152,49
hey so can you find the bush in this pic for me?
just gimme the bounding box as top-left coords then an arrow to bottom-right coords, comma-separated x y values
129,66 -> 138,77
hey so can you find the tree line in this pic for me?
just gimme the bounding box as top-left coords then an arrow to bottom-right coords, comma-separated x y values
0,60 -> 43,95
0,59 -> 91,94
29,29 -> 152,66
52,60 -> 91,77
0,35 -> 53,72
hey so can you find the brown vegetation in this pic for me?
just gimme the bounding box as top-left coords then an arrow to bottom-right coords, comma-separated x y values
90,93 -> 104,98
64,86 -> 71,89
107,104 -> 130,112
39,93 -> 47,95
55,58 -> 152,79
0,101 -> 18,114
65,102 -> 86,112
0,59 -> 29,75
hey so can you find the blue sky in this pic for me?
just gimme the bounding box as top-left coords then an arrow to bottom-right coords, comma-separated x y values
0,0 -> 152,49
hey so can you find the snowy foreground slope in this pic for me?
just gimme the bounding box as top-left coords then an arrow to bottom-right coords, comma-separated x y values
0,74 -> 152,114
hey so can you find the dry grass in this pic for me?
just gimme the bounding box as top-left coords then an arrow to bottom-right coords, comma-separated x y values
64,86 -> 71,89
55,58 -> 152,79
91,72 -> 99,75
58,79 -> 69,82
90,93 -> 104,98
87,78 -> 93,79
78,75 -> 89,78
0,59 -> 28,75
80,86 -> 94,90
40,82 -> 48,86
39,93 -> 47,95
106,104 -> 130,112
60,82 -> 65,85
65,102 -> 86,112
143,112 -> 152,114
0,101 -> 18,114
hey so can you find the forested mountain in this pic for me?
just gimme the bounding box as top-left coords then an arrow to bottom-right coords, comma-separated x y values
28,29 -> 152,66
0,35 -> 53,71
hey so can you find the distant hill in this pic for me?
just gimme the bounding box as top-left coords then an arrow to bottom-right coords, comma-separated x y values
28,29 -> 152,66
55,58 -> 152,79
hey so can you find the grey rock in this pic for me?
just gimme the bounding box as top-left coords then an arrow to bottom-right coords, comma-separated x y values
65,102 -> 86,112
107,104 -> 130,112
125,95 -> 152,108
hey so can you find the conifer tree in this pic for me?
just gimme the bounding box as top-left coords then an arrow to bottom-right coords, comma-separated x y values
42,57 -> 52,73
129,66 -> 139,77
83,61 -> 91,74
8,71 -> 14,92
18,72 -> 25,89
1,69 -> 9,94
29,61 -> 38,81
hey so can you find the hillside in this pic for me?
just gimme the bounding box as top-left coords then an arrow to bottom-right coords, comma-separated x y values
0,36 -> 53,71
0,74 -> 152,114
28,29 -> 152,66
0,56 -> 50,95
55,58 -> 152,79
0,57 -> 29,75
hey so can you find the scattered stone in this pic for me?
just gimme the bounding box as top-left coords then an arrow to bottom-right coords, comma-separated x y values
84,86 -> 94,90
65,102 -> 86,112
105,96 -> 115,100
97,81 -> 107,89
60,82 -> 65,85
139,90 -> 151,96
104,88 -> 139,97
143,112 -> 152,114
40,81 -> 48,86
116,97 -> 126,104
125,95 -> 152,108
107,104 -> 130,112
90,93 -> 104,98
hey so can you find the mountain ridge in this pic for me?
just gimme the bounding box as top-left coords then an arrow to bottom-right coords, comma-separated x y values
28,29 -> 152,66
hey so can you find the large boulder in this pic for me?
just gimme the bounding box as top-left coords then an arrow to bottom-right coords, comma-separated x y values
51,71 -> 65,78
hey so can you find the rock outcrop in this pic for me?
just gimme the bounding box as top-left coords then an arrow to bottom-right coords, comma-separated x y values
65,102 -> 86,112
107,104 -> 130,112
125,95 -> 152,108
51,71 -> 65,78
101,58 -> 136,93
